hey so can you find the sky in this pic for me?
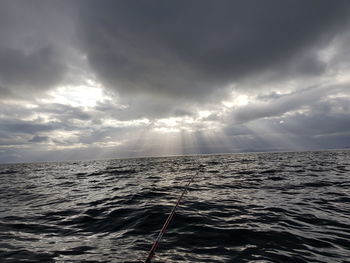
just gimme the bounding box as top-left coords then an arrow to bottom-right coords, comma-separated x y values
1,0 -> 350,163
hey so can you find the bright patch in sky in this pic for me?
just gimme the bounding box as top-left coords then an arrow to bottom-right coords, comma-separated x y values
198,110 -> 212,118
222,93 -> 249,108
45,84 -> 108,107
154,116 -> 201,133
103,118 -> 150,128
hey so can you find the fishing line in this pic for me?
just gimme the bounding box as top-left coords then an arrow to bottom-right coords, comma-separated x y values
144,170 -> 198,263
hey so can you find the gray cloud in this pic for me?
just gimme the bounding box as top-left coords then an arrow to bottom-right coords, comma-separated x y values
222,86 -> 350,152
0,0 -> 77,99
231,86 -> 325,123
29,135 -> 50,143
39,103 -> 93,122
1,0 -> 350,163
0,46 -> 65,97
77,0 -> 350,99
95,95 -> 197,121
0,119 -> 58,135
1,0 -> 349,102
230,83 -> 349,124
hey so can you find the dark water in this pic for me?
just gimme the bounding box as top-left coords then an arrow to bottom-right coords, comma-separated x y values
1,150 -> 349,263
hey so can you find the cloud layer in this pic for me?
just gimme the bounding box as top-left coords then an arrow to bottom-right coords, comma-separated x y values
1,0 -> 350,163
77,0 -> 350,98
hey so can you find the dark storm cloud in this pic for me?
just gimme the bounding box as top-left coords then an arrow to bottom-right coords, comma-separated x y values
0,46 -> 65,97
1,0 -> 350,163
77,0 -> 350,98
1,0 -> 349,100
0,0 -> 75,98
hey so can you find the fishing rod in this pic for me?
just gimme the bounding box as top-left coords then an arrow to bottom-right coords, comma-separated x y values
144,171 -> 198,263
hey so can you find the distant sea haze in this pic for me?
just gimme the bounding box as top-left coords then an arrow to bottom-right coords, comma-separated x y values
0,150 -> 349,262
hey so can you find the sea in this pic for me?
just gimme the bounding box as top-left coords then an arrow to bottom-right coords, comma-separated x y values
0,150 -> 349,263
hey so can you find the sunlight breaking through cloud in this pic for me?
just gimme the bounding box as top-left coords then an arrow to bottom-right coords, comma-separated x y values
43,84 -> 109,108
1,1 -> 350,162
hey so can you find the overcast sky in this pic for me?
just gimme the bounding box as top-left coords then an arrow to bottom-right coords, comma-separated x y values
1,0 -> 350,163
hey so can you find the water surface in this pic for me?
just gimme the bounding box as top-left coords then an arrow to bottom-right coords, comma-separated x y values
1,150 -> 349,262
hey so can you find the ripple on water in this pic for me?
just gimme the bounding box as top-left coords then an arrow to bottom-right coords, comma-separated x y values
0,150 -> 349,262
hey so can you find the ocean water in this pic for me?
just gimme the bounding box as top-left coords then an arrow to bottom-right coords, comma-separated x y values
0,150 -> 349,263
